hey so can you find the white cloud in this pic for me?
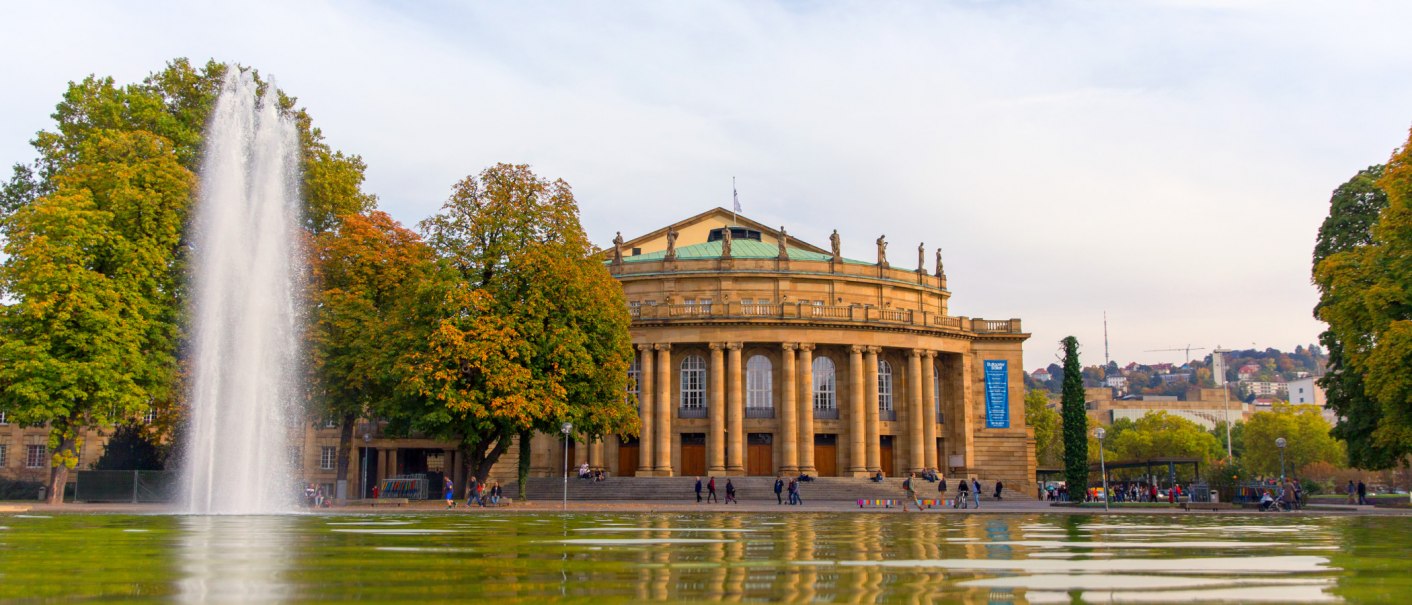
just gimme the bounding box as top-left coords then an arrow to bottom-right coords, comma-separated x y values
4,0 -> 1411,366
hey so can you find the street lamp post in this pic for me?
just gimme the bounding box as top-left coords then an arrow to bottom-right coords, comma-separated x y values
1095,427 -> 1109,512
362,433 -> 371,499
561,422 -> 574,511
1276,437 -> 1287,481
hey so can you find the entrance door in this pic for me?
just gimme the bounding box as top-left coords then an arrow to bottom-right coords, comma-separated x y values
879,436 -> 895,477
565,439 -> 576,474
747,434 -> 773,476
681,433 -> 707,476
814,434 -> 838,477
618,437 -> 639,477
935,438 -> 945,471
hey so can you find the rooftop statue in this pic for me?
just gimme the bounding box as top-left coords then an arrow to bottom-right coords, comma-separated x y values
830,229 -> 841,260
665,228 -> 678,261
778,226 -> 789,259
876,235 -> 888,268
917,242 -> 925,273
612,231 -> 624,265
721,225 -> 732,258
935,248 -> 945,278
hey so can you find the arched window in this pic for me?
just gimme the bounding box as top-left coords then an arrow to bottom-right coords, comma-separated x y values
680,355 -> 707,411
813,357 -> 836,411
878,359 -> 894,412
746,355 -> 772,412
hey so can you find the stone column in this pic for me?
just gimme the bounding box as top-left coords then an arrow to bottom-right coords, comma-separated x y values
589,438 -> 603,469
708,343 -> 727,474
779,343 -> 799,473
726,343 -> 745,475
908,349 -> 926,473
848,345 -> 867,476
654,343 -> 673,475
797,344 -> 817,475
865,347 -> 881,473
922,351 -> 939,470
574,435 -> 589,468
638,344 -> 655,475
957,354 -> 976,470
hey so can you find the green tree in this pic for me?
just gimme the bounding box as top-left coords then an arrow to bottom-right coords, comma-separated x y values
1107,412 -> 1223,464
1242,403 -> 1347,478
1313,165 -> 1404,469
384,164 -> 637,498
1060,336 -> 1089,490
1315,136 -> 1412,466
311,211 -> 434,495
1211,420 -> 1246,460
1024,390 -> 1062,467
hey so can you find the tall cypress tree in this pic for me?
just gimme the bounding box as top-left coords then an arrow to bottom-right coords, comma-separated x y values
1060,336 -> 1089,494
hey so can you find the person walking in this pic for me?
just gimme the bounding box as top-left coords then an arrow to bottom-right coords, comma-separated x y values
971,477 -> 982,509
993,480 -> 1004,500
901,473 -> 919,512
774,476 -> 785,505
695,477 -> 703,503
1347,479 -> 1357,505
938,474 -> 948,506
466,476 -> 479,508
725,479 -> 737,504
707,476 -> 719,503
789,478 -> 802,505
444,476 -> 455,509
1357,480 -> 1368,505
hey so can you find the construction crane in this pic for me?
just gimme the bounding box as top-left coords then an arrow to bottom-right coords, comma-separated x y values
1144,345 -> 1208,365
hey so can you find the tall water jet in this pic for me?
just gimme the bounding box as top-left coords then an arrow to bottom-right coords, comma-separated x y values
181,68 -> 304,514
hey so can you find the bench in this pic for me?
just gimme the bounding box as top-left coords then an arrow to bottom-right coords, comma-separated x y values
1181,502 -> 1231,511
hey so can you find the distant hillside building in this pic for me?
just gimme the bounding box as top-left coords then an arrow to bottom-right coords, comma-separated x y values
1288,377 -> 1325,406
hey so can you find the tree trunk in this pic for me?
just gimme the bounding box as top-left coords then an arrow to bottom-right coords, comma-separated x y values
46,432 -> 79,505
518,429 -> 532,500
334,412 -> 357,495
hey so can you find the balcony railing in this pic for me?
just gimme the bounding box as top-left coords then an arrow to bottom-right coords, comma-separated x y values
745,407 -> 775,419
627,302 -> 1022,335
814,407 -> 839,420
678,406 -> 708,419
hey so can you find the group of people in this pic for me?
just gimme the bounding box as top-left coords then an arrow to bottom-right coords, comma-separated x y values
1259,478 -> 1303,512
1347,479 -> 1371,505
774,476 -> 804,505
304,483 -> 329,508
898,473 -> 993,511
442,476 -> 502,509
693,477 -> 739,504
578,463 -> 608,482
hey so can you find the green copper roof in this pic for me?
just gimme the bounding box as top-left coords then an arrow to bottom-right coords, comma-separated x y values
622,239 -> 848,263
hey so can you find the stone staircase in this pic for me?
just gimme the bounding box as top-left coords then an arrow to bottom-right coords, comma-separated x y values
512,476 -> 1017,502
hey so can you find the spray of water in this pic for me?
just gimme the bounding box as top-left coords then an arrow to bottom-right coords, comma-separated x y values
181,67 -> 305,514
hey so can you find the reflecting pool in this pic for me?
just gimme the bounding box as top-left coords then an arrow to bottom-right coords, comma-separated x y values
1,512 -> 1408,603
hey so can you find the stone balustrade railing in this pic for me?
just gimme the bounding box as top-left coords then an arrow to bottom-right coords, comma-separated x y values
627,301 -> 1023,335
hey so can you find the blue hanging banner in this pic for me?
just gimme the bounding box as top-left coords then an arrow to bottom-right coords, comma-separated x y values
983,359 -> 1010,429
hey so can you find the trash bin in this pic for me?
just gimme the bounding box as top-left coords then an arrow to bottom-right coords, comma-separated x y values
38,486 -> 47,502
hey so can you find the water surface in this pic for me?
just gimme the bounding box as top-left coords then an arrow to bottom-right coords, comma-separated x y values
0,512 -> 1406,603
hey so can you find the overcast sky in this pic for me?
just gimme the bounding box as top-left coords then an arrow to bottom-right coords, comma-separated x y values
5,1 -> 1411,369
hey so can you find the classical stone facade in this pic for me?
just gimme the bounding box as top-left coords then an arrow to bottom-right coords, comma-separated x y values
519,208 -> 1035,493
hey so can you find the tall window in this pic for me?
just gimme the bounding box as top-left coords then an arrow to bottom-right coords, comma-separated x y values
878,360 -> 894,412
680,355 -> 707,409
813,357 -> 837,410
627,356 -> 641,409
933,366 -> 943,422
0,444 -> 7,467
746,355 -> 772,410
320,446 -> 337,470
26,444 -> 46,468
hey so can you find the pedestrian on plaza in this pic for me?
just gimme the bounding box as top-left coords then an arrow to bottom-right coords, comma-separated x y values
695,477 -> 703,503
467,476 -> 479,508
490,482 -> 501,506
725,479 -> 737,504
901,473 -> 919,512
938,474 -> 948,505
707,476 -> 719,503
993,480 -> 1004,500
1357,480 -> 1368,505
774,476 -> 785,505
956,478 -> 970,509
475,479 -> 487,507
444,476 -> 455,509
1347,479 -> 1357,505
789,478 -> 802,505
971,477 -> 982,509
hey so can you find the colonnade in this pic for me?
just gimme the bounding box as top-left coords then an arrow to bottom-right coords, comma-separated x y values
633,341 -> 955,477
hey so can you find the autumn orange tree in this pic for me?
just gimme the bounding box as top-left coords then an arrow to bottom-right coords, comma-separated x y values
385,164 -> 637,497
311,211 -> 433,496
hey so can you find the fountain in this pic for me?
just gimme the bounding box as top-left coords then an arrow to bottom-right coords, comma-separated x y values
180,68 -> 305,514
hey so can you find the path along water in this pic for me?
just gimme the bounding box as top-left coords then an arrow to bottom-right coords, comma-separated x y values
0,512 -> 1407,603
